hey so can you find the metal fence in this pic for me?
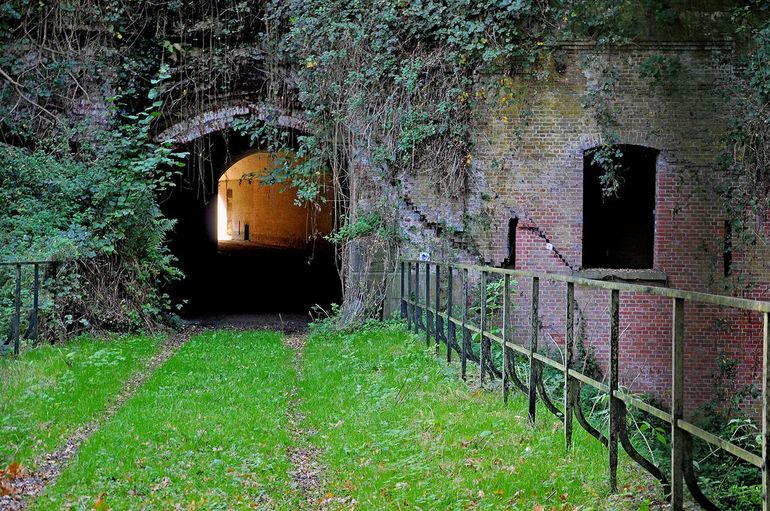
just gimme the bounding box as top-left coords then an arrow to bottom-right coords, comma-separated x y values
1,261 -> 59,355
399,258 -> 770,511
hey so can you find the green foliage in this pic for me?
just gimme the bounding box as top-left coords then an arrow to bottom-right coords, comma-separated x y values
708,2 -> 770,288
638,55 -> 682,86
0,79 -> 186,337
325,211 -> 400,244
685,352 -> 761,510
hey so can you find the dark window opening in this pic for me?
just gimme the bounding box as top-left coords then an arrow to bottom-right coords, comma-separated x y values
503,217 -> 518,269
582,144 -> 658,269
723,220 -> 733,278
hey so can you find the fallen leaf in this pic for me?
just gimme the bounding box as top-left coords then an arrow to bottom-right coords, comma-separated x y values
94,493 -> 107,510
0,479 -> 14,497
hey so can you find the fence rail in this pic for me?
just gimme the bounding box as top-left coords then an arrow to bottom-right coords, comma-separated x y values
1,260 -> 60,355
399,258 -> 770,511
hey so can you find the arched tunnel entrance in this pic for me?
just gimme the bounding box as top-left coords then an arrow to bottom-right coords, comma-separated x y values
161,129 -> 341,316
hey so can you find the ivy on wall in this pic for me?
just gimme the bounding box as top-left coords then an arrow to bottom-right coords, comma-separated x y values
0,0 -> 769,329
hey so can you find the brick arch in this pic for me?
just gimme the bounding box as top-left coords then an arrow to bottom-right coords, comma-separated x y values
578,131 -> 664,152
156,103 -> 307,145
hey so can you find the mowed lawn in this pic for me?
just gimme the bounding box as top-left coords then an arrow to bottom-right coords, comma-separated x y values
30,331 -> 297,511
300,321 -> 647,511
5,324 -> 654,510
0,335 -> 161,468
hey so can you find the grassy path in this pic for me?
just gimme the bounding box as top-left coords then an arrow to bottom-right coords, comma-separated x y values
7,323 -> 658,510
1,335 -> 161,469
2,332 -> 187,510
284,334 -> 327,507
29,330 -> 296,510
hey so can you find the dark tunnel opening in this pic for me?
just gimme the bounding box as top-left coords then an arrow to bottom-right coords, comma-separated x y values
160,129 -> 342,316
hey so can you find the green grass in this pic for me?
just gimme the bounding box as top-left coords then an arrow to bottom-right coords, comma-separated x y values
16,323 -> 656,510
0,335 -> 160,468
299,321 -> 648,510
31,330 -> 297,511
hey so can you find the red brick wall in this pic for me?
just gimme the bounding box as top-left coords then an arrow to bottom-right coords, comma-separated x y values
401,42 -> 770,417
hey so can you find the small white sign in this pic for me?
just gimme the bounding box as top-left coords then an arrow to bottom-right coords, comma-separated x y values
419,252 -> 431,261
546,243 -> 554,251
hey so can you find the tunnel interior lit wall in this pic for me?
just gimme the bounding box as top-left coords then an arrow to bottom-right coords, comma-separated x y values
161,130 -> 341,315
216,152 -> 334,248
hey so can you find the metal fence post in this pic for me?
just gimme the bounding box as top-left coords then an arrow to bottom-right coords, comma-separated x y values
425,262 -> 432,346
447,267 -> 454,363
480,270 -> 488,384
406,262 -> 413,331
461,268 -> 469,380
414,262 -> 421,334
503,274 -> 511,403
608,289 -> 620,493
762,312 -> 770,511
528,276 -> 540,424
435,264 -> 441,355
671,297 -> 685,510
564,282 -> 575,450
400,261 -> 406,320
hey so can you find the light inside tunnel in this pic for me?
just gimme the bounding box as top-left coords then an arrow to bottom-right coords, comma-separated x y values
216,152 -> 333,247
163,132 -> 341,315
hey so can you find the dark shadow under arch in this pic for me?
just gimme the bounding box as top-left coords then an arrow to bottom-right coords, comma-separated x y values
160,126 -> 341,316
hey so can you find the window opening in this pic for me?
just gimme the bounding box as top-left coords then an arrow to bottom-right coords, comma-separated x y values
504,217 -> 518,269
582,144 -> 658,269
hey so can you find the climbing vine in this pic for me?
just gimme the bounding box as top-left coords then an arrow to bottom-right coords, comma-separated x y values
2,0 -> 769,329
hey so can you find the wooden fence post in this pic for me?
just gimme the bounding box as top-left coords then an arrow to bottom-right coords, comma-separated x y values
415,262 -> 421,334
462,268 -> 469,380
435,264 -> 441,355
762,312 -> 770,511
12,263 -> 21,356
671,297 -> 685,510
480,271 -> 488,384
425,262 -> 432,346
564,282 -> 575,450
503,274 -> 511,403
608,289 -> 620,493
447,267 -> 454,363
528,276 -> 540,424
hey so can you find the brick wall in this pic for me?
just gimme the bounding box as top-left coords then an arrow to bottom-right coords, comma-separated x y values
401,42 -> 770,416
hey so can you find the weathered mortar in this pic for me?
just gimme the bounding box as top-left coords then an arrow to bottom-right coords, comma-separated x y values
400,41 -> 770,415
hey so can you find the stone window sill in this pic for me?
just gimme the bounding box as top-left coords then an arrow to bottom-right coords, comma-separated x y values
573,268 -> 668,285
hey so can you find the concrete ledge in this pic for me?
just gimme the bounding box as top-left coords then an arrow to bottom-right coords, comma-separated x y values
574,268 -> 668,285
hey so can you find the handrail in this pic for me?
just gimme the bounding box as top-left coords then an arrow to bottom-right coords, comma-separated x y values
0,260 -> 62,266
399,259 -> 770,511
402,259 -> 770,313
